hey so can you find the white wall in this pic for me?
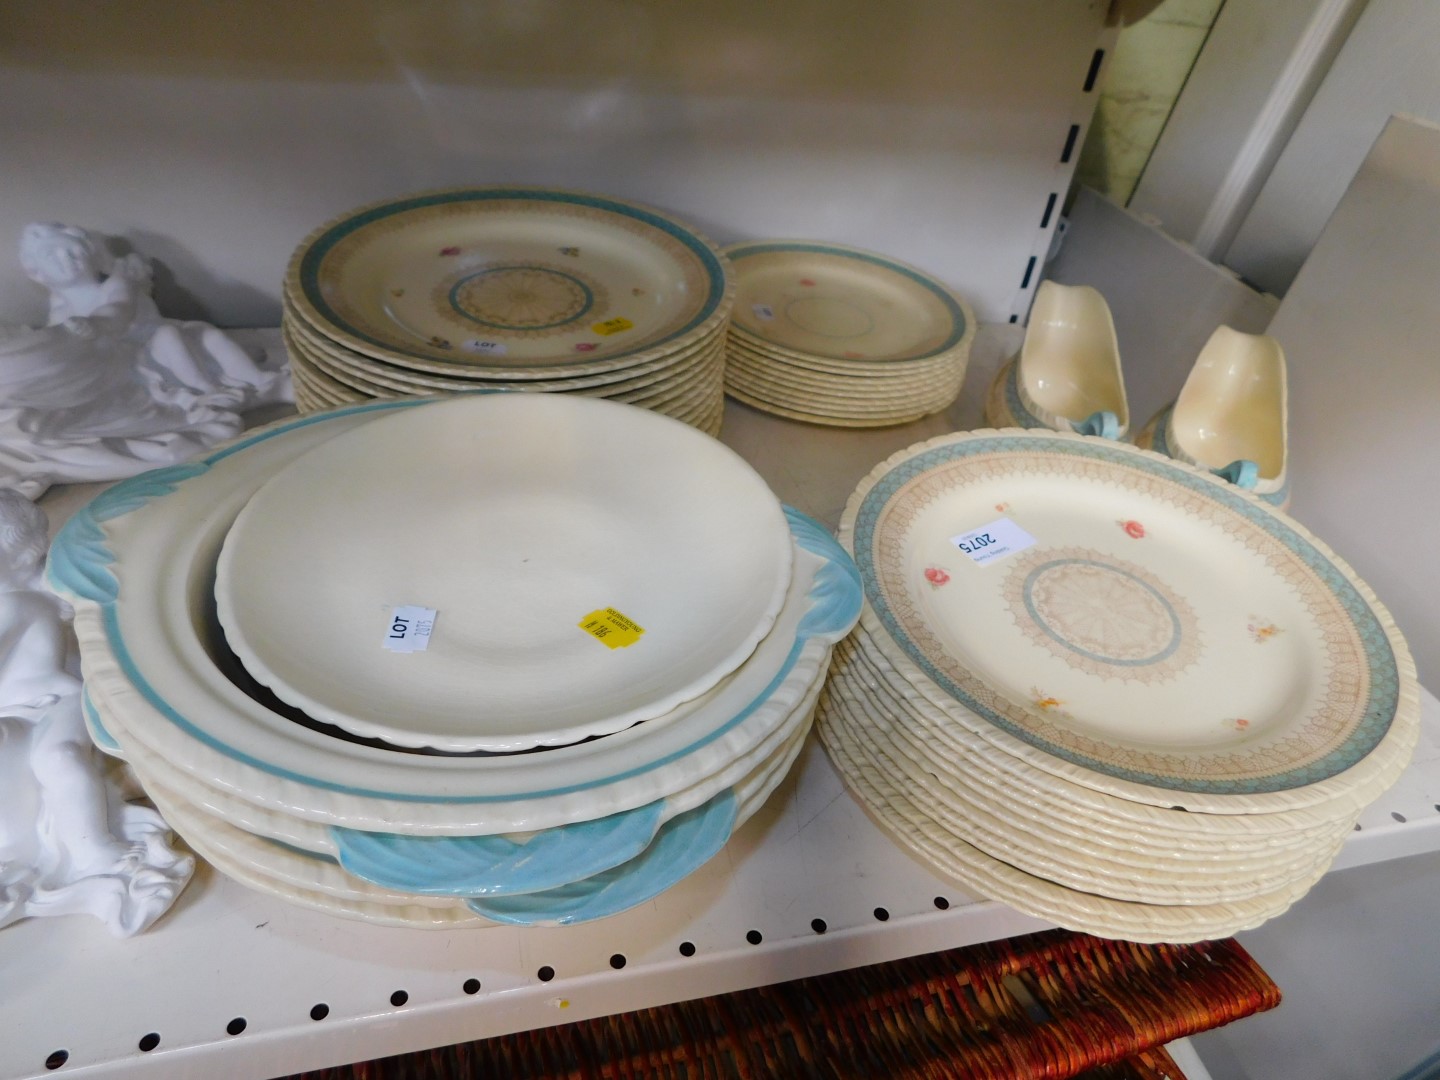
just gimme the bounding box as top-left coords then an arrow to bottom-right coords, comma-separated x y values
1129,0 -> 1367,260
1257,115 -> 1440,687
1226,0 -> 1440,293
0,0 -> 1110,329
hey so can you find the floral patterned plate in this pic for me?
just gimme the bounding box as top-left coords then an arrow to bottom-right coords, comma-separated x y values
817,692 -> 1337,943
824,659 -> 1354,905
285,187 -> 731,378
840,429 -> 1418,811
834,629 -> 1364,843
724,241 -> 973,365
284,293 -> 727,394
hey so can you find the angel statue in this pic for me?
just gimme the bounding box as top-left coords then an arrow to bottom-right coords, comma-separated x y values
0,490 -> 192,936
0,222 -> 291,499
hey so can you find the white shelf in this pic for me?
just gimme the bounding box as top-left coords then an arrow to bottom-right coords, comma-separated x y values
7,325 -> 1438,1080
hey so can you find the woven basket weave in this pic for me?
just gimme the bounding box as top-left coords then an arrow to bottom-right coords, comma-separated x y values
279,928 -> 1277,1079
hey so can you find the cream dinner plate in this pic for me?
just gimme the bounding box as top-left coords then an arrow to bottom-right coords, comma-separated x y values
724,345 -> 960,400
143,777 -> 463,911
817,691 -> 1339,943
290,324 -> 723,404
726,325 -> 969,380
724,241 -> 973,364
284,320 -> 726,433
723,353 -> 960,412
48,402 -> 860,833
154,792 -> 488,930
290,360 -> 365,410
214,394 -> 791,752
286,187 -> 731,377
723,383 -> 941,429
823,665 -> 1353,905
840,428 -> 1418,812
834,629 -> 1363,845
144,710 -> 812,930
284,295 -> 728,394
724,338 -> 961,395
92,649 -> 825,866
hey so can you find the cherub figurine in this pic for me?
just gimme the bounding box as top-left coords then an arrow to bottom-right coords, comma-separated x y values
0,223 -> 291,499
0,490 -> 192,936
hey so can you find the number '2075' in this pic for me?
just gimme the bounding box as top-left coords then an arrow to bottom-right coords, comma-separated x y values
956,532 -> 997,555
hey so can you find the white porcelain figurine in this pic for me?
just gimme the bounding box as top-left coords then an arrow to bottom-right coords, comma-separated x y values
0,490 -> 193,936
0,223 -> 290,499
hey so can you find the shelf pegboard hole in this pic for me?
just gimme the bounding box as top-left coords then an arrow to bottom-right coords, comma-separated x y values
746,930 -> 763,945
873,907 -> 890,922
538,966 -> 556,982
309,1004 -> 329,1022
390,991 -> 409,1007
1060,124 -> 1080,163
609,954 -> 627,970
811,918 -> 828,935
138,1033 -> 160,1052
463,978 -> 482,995
226,1018 -> 246,1037
678,942 -> 696,957
1040,193 -> 1059,230
1083,49 -> 1105,93
1393,812 -> 1408,823
934,896 -> 950,910
44,1050 -> 67,1071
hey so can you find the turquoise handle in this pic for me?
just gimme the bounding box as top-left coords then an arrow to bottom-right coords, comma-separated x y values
1214,459 -> 1260,489
333,798 -> 665,897
1073,410 -> 1120,440
466,789 -> 738,925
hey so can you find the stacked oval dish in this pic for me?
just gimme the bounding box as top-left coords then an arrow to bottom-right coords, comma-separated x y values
818,427 -> 1419,943
721,240 -> 975,427
282,187 -> 733,437
50,394 -> 861,927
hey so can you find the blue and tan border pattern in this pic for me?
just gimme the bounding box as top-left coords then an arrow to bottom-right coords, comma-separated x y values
725,241 -> 970,361
297,189 -> 727,365
851,433 -> 1399,795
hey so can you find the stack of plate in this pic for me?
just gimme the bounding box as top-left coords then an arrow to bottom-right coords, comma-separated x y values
282,187 -> 734,437
721,241 -> 975,427
51,394 -> 862,928
819,428 -> 1419,943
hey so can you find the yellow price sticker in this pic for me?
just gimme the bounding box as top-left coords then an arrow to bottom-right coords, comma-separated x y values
591,317 -> 634,336
578,608 -> 645,649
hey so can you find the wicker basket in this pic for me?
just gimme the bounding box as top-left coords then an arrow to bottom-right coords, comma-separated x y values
280,928 -> 1277,1079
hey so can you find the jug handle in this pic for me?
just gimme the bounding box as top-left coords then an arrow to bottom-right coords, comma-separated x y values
1214,459 -> 1260,489
1073,410 -> 1120,440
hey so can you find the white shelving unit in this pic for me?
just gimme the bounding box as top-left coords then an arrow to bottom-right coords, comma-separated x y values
4,8 -> 1438,1079
5,326 -> 1438,1080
